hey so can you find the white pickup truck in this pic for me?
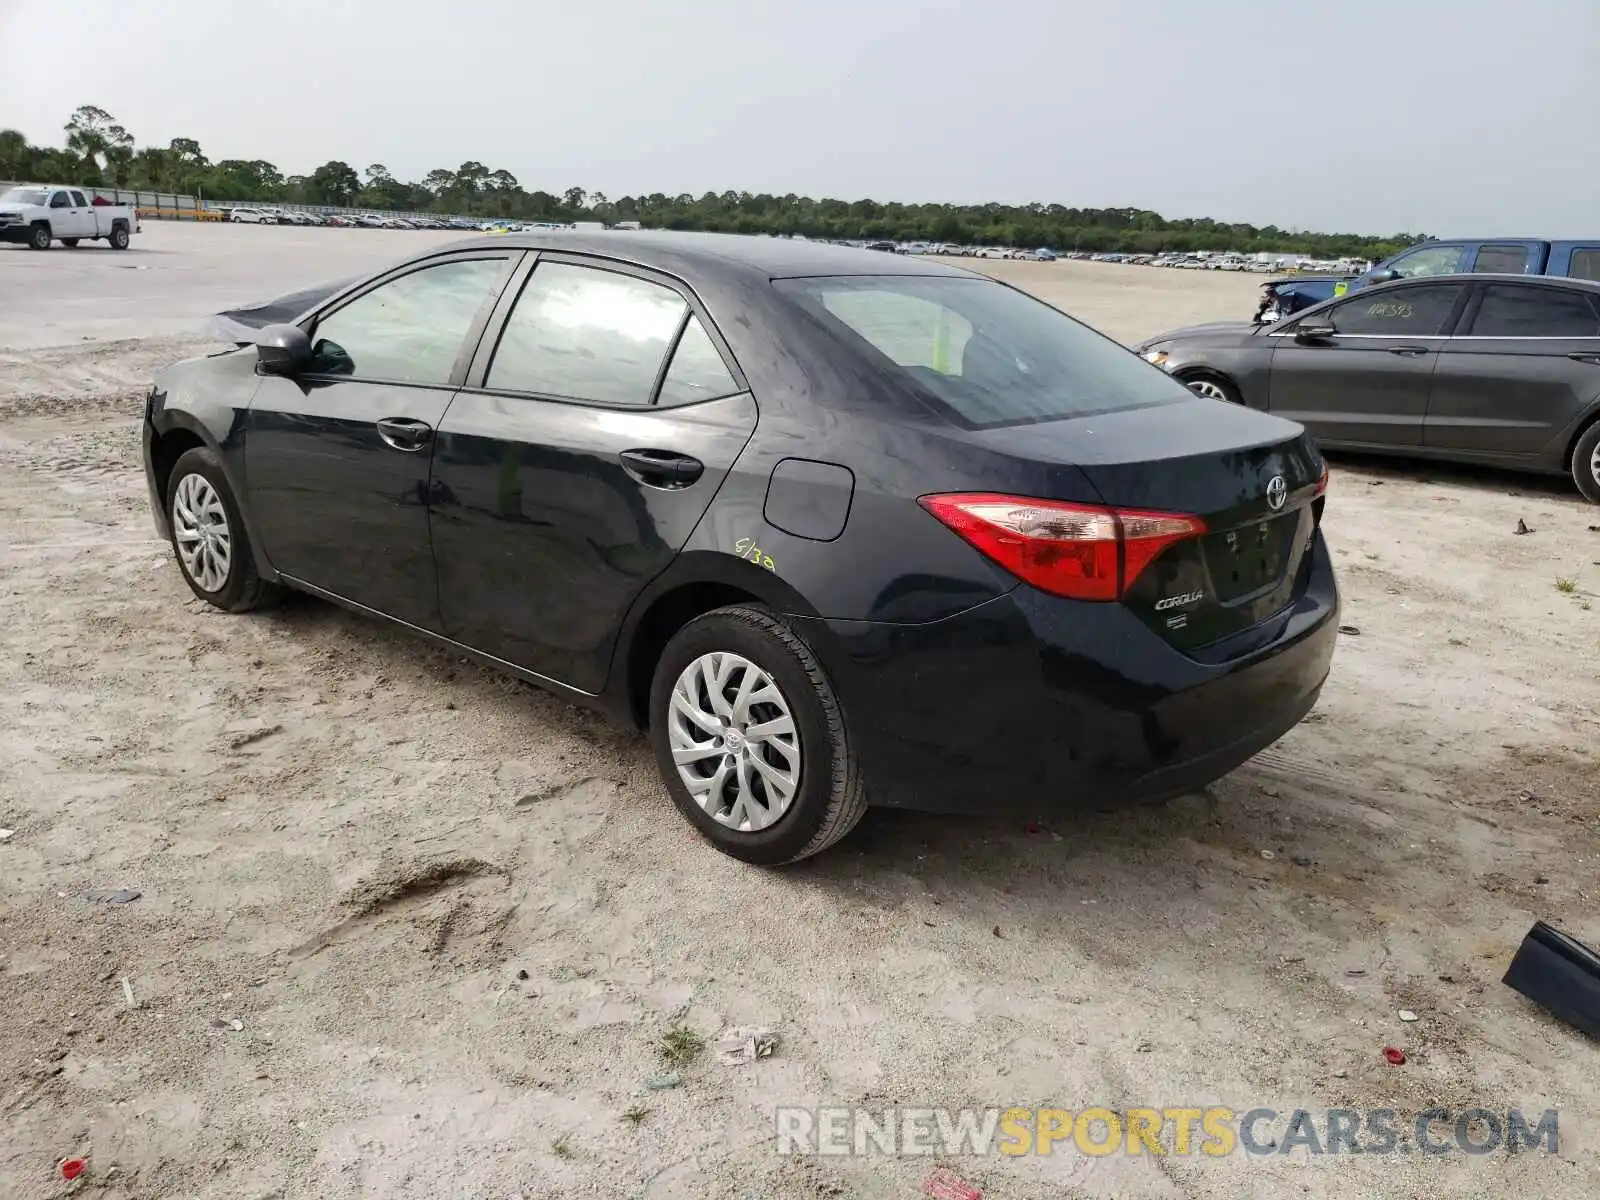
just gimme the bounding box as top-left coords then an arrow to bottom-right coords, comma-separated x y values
0,184 -> 137,250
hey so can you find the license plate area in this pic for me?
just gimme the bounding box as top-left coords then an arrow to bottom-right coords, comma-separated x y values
1203,514 -> 1296,603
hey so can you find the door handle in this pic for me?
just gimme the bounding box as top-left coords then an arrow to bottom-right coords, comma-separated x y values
620,448 -> 704,489
375,417 -> 433,452
1567,352 -> 1600,366
1386,345 -> 1431,356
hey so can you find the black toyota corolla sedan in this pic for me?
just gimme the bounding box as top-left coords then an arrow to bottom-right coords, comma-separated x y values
143,233 -> 1338,863
1139,274 -> 1600,503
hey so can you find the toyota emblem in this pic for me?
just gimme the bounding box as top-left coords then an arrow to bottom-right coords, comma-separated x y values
1265,475 -> 1288,511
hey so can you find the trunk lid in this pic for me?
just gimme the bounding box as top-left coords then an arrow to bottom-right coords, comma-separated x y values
974,397 -> 1326,651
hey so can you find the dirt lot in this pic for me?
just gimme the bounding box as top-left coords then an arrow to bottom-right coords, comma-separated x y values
2,225 -> 1598,1199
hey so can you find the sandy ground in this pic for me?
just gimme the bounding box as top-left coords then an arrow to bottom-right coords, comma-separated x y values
1,224 -> 1598,1200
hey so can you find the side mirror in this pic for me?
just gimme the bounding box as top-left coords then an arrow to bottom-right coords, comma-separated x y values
255,324 -> 312,375
1367,269 -> 1399,284
1294,324 -> 1337,343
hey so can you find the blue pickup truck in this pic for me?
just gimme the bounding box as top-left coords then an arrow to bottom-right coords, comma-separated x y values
1255,238 -> 1600,323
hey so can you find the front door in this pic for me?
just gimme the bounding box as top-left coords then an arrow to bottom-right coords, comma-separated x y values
429,256 -> 757,693
244,252 -> 518,628
47,190 -> 88,239
1425,281 -> 1600,457
1267,282 -> 1466,447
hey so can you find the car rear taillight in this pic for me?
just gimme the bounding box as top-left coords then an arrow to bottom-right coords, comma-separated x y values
918,493 -> 1206,602
1316,462 -> 1330,496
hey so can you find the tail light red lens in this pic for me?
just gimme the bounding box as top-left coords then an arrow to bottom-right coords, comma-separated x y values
918,493 -> 1206,602
1316,462 -> 1330,496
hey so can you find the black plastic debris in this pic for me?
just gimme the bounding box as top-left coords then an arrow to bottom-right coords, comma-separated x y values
1503,921 -> 1600,1040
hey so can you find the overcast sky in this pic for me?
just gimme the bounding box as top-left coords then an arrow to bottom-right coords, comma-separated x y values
2,0 -> 1595,236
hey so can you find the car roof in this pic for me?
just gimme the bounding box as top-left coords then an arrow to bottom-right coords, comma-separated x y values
431,230 -> 977,281
1370,273 -> 1600,294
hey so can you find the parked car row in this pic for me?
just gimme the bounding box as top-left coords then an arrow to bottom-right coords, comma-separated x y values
221,207 -> 489,230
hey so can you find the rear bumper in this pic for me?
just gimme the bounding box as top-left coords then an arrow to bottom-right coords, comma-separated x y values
796,534 -> 1339,814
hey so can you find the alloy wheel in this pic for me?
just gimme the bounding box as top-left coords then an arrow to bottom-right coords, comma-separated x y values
1591,442 -> 1600,488
667,651 -> 802,832
172,473 -> 233,593
1186,379 -> 1229,402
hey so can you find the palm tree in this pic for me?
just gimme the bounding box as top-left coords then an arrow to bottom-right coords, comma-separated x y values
64,105 -> 120,180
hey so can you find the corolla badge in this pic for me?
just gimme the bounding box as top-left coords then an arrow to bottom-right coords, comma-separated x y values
1154,590 -> 1205,612
1265,474 -> 1288,511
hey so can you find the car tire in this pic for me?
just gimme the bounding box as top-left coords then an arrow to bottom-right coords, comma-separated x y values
1179,372 -> 1241,405
28,224 -> 51,250
166,447 -> 282,612
61,238 -> 80,248
1572,421 -> 1600,505
109,225 -> 130,250
648,604 -> 868,865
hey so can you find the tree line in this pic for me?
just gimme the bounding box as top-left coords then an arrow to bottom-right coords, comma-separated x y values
1,106 -> 1426,258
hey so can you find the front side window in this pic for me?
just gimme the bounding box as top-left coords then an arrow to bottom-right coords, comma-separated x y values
1324,284 -> 1463,336
309,257 -> 506,384
657,316 -> 740,405
775,275 -> 1189,427
486,262 -> 686,405
1473,244 -> 1530,274
1385,245 -> 1466,278
1467,285 -> 1600,338
49,192 -> 69,209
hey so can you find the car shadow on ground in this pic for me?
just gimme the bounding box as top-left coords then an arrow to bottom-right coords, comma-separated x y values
260,590 -> 1365,928
1325,449 -> 1579,502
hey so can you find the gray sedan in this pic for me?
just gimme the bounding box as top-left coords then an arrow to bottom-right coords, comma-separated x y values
1137,274 -> 1600,502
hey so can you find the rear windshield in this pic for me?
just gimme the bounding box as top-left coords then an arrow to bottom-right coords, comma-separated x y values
773,275 -> 1188,428
1,187 -> 49,206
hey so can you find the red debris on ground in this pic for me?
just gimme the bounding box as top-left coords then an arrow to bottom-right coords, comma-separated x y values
1383,1046 -> 1407,1066
60,1158 -> 87,1180
924,1167 -> 982,1200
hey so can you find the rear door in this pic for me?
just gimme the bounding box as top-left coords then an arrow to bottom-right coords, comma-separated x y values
244,251 -> 519,627
1266,282 -> 1468,447
65,191 -> 97,238
1424,281 -> 1600,457
428,254 -> 756,693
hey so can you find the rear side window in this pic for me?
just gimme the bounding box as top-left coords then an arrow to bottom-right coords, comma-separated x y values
69,190 -> 88,207
1569,249 -> 1600,283
309,257 -> 506,383
1326,284 -> 1462,335
657,316 -> 740,406
1472,244 -> 1530,274
1467,285 -> 1600,337
774,275 -> 1187,427
487,263 -> 686,405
